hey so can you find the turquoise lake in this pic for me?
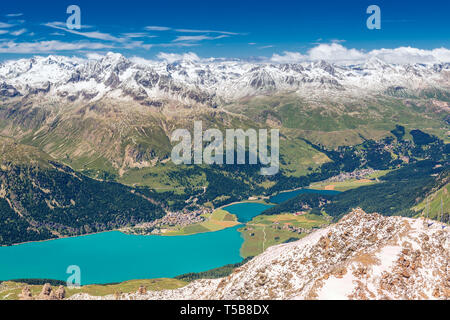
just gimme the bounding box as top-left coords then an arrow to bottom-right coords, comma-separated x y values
0,202 -> 271,285
222,202 -> 274,222
0,190 -> 333,285
0,226 -> 244,285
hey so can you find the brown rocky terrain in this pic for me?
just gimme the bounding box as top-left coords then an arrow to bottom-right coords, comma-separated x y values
19,283 -> 65,300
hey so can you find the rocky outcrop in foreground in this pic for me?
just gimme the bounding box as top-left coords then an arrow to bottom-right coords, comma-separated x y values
70,209 -> 449,300
19,283 -> 65,300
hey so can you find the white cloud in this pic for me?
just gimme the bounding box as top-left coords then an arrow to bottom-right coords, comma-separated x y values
367,47 -> 450,64
173,35 -> 228,42
0,40 -> 113,53
259,45 -> 274,49
5,13 -> 23,17
175,29 -> 240,35
10,28 -> 27,36
129,56 -> 155,65
85,53 -> 104,60
145,26 -> 171,31
122,33 -> 157,39
156,52 -> 200,63
157,42 -> 200,48
271,51 -> 307,63
122,41 -> 152,50
44,22 -> 124,42
43,22 -> 153,50
308,43 -> 366,63
430,48 -> 450,63
330,39 -> 346,44
0,22 -> 14,28
144,26 -> 240,36
270,43 -> 450,64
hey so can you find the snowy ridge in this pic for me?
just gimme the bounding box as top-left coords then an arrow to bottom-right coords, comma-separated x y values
0,53 -> 449,105
70,209 -> 449,300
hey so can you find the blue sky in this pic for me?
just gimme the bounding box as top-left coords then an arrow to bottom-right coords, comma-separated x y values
0,0 -> 449,60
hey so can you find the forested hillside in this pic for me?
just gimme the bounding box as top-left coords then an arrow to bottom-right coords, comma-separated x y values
263,128 -> 449,220
0,139 -> 165,246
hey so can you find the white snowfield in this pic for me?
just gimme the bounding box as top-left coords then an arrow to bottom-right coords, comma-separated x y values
0,53 -> 449,105
70,209 -> 449,300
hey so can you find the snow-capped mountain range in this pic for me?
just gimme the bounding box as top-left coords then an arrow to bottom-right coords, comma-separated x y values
0,52 -> 449,106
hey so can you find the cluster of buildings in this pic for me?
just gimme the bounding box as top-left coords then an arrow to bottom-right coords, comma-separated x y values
127,207 -> 212,235
326,168 -> 376,182
271,222 -> 312,235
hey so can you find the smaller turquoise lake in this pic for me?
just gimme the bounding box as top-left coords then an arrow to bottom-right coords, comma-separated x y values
222,203 -> 274,222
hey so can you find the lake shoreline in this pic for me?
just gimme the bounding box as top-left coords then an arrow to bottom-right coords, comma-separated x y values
0,189 -> 333,285
0,230 -> 116,248
0,225 -> 245,285
0,187 -> 337,247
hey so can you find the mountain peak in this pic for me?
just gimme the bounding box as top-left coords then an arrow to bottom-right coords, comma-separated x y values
364,56 -> 390,69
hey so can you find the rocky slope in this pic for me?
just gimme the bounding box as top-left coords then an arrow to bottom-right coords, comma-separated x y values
70,209 -> 449,300
19,283 -> 65,300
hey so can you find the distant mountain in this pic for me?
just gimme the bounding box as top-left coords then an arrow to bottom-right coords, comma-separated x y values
70,209 -> 449,300
0,53 -> 448,179
0,53 -> 449,104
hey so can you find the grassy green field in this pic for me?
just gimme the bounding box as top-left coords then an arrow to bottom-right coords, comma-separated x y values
278,138 -> 330,177
0,278 -> 188,300
119,163 -> 207,191
309,179 -> 378,192
412,183 -> 449,219
239,213 -> 329,258
309,170 -> 391,191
